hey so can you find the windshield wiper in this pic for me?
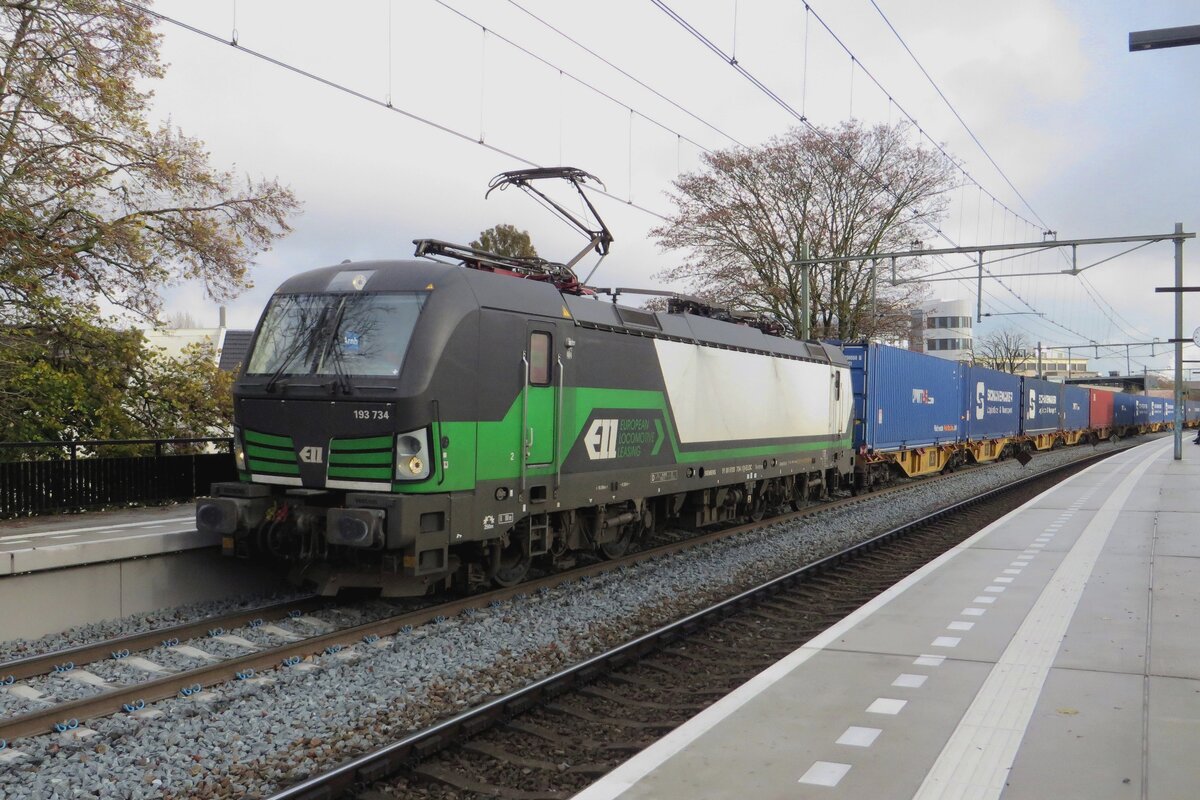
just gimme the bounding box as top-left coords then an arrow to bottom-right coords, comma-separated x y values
265,307 -> 329,393
316,298 -> 353,396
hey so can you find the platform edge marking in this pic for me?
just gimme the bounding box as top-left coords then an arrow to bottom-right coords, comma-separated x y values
911,439 -> 1168,800
570,442 -> 1159,800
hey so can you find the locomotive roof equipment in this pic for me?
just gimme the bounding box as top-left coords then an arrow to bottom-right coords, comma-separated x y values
412,166 -> 612,295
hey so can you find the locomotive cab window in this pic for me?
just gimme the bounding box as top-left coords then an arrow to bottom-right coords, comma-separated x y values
246,291 -> 427,378
529,331 -> 552,385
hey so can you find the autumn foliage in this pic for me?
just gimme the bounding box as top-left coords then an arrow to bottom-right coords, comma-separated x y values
0,1 -> 298,442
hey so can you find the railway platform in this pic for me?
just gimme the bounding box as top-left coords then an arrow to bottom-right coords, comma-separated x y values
0,505 -> 288,641
577,436 -> 1200,800
0,504 -> 212,576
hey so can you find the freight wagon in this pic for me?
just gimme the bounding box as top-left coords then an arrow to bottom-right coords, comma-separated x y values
845,343 -> 963,485
962,365 -> 1022,463
1021,377 -> 1063,450
1061,385 -> 1091,445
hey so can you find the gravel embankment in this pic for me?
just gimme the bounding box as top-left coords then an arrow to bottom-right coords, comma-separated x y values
0,437 -> 1151,798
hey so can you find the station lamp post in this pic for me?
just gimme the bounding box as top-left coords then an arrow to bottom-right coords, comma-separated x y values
1129,25 -> 1199,459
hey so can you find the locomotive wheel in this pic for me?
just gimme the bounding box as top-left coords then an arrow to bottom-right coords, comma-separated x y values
487,531 -> 531,587
748,495 -> 767,521
598,524 -> 635,559
258,519 -> 295,561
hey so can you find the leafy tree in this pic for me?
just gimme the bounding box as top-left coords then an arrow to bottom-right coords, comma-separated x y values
975,328 -> 1031,374
0,316 -> 144,444
651,120 -> 955,340
0,1 -> 298,326
0,317 -> 233,450
129,340 -> 234,441
0,1 -> 297,445
471,224 -> 539,259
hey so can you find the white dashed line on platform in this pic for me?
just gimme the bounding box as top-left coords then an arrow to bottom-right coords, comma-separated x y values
866,698 -> 907,715
892,674 -> 928,688
798,761 -> 851,787
836,726 -> 882,747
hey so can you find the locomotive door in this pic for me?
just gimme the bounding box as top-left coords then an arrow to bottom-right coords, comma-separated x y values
523,325 -> 558,470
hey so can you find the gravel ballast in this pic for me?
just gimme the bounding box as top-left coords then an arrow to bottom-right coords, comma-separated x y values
0,437 -> 1152,798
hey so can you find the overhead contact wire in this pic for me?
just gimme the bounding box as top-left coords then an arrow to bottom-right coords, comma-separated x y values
116,0 -> 671,220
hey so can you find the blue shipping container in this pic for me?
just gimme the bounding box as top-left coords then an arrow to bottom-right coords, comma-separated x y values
1187,401 -> 1200,424
1149,398 -> 1166,425
845,343 -> 962,451
1134,396 -> 1153,427
1163,399 -> 1174,425
962,366 -> 1021,440
1063,385 -> 1090,431
1114,393 -> 1136,426
1021,377 -> 1062,435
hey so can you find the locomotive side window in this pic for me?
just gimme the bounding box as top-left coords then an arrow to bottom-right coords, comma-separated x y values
529,332 -> 552,385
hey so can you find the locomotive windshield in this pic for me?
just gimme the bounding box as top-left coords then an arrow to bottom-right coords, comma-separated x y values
246,292 -> 427,378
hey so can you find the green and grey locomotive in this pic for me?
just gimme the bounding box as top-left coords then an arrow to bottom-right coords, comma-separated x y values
196,169 -> 855,595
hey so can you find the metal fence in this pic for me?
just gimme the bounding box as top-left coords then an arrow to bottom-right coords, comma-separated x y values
0,438 -> 237,518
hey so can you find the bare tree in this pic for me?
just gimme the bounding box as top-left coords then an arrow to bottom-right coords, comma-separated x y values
165,311 -> 201,329
976,329 -> 1031,373
651,120 -> 956,340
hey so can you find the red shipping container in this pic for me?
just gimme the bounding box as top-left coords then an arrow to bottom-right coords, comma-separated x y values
1089,389 -> 1114,428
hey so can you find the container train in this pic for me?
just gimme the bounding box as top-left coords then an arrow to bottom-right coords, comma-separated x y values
847,342 -> 1198,489
194,168 -> 1199,596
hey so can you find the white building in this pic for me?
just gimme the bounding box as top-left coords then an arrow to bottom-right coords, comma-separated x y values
911,298 -> 973,361
142,307 -> 253,372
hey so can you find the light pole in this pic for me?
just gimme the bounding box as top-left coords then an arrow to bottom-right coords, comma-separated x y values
1130,26 -> 1199,459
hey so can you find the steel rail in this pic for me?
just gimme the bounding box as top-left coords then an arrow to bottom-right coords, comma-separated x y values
264,448 -> 1122,800
0,596 -> 326,682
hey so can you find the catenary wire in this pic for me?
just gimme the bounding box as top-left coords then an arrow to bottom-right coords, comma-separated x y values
130,0 -> 1159,370
116,0 -> 673,221
865,0 -> 1048,230
502,0 -> 747,148
648,0 -> 1162,366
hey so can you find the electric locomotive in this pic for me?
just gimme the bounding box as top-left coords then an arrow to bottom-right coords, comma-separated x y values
196,169 -> 856,595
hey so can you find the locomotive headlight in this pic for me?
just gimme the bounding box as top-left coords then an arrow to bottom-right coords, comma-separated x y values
395,429 -> 431,480
233,427 -> 247,472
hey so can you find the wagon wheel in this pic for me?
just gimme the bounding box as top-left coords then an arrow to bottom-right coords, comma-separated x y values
487,529 -> 531,587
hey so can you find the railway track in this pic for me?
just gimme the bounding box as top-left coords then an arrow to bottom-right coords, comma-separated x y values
0,439 -> 1036,747
264,449 -> 1116,800
0,440 -> 1147,798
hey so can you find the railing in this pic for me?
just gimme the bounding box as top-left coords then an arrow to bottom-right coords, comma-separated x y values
0,438 -> 237,519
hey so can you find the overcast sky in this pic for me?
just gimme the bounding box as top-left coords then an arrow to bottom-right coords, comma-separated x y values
146,0 -> 1199,378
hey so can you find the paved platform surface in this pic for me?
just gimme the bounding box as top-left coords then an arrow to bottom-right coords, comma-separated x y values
0,504 -> 212,576
577,436 -> 1200,800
